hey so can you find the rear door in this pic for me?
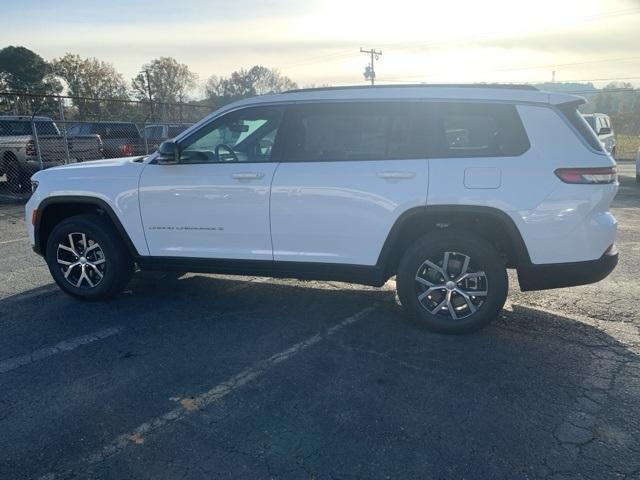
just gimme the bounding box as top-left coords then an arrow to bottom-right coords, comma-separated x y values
270,101 -> 430,266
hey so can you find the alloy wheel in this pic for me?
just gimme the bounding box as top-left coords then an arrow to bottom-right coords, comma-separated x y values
56,232 -> 106,289
414,251 -> 488,320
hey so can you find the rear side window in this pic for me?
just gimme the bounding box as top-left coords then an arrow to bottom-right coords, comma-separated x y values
285,102 -> 428,162
559,103 -> 604,152
433,103 -> 530,158
0,120 -> 58,136
33,121 -> 60,135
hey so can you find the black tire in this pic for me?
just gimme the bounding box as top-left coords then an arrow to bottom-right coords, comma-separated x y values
396,230 -> 508,334
45,214 -> 134,300
3,154 -> 26,193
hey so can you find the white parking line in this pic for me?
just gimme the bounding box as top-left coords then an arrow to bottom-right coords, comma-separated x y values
0,326 -> 123,374
39,305 -> 376,479
0,236 -> 28,245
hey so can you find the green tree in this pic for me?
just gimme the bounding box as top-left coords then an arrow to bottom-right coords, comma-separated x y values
0,46 -> 62,116
0,46 -> 49,92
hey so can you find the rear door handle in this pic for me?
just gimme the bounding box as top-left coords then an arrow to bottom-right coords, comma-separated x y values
231,172 -> 265,180
377,171 -> 416,180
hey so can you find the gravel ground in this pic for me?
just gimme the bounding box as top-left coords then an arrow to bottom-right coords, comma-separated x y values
0,163 -> 638,480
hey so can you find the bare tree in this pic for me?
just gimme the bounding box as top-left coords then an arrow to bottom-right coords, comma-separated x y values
204,66 -> 297,105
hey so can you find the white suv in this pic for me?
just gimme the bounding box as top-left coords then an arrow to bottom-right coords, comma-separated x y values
25,85 -> 619,333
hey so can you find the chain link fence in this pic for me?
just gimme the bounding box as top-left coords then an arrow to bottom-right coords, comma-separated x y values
0,92 -> 214,199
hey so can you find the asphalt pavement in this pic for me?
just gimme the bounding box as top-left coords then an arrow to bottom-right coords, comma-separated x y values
1,163 -> 639,480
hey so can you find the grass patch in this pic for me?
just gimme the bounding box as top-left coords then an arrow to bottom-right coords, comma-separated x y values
616,134 -> 640,159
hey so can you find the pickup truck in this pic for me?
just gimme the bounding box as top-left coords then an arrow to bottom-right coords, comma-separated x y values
68,122 -> 144,158
0,116 -> 103,192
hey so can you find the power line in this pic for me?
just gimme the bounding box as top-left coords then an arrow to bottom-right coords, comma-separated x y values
360,48 -> 382,85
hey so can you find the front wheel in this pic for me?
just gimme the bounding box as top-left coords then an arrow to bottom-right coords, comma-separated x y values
45,214 -> 134,300
396,230 -> 508,333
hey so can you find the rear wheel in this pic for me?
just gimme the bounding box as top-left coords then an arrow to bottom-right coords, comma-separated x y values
45,214 -> 134,300
396,230 -> 508,333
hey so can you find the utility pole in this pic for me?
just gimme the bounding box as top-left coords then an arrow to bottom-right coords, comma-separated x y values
142,69 -> 154,120
360,48 -> 382,85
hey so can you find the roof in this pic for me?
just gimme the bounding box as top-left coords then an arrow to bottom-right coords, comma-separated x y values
219,84 -> 583,114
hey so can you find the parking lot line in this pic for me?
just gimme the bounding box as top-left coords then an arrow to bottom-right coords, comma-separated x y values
39,305 -> 376,479
0,236 -> 28,246
0,326 -> 123,374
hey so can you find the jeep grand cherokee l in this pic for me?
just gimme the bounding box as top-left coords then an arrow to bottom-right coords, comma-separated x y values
25,85 -> 618,333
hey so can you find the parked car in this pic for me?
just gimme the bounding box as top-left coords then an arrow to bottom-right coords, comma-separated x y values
583,113 -> 616,156
0,116 -> 103,192
67,122 -> 144,158
143,123 -> 193,153
26,84 -> 618,333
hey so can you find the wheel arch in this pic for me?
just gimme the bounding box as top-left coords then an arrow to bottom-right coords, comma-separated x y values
34,196 -> 140,258
377,205 -> 532,278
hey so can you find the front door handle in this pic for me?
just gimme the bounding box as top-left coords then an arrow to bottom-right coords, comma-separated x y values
377,171 -> 416,180
231,172 -> 265,180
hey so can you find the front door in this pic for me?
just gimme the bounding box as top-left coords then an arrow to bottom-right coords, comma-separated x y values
139,105 -> 284,259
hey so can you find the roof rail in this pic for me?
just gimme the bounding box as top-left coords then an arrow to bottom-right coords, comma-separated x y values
284,83 -> 538,94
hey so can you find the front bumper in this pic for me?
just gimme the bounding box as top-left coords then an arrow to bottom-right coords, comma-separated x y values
517,249 -> 618,291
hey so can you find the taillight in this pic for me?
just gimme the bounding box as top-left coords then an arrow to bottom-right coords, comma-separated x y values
26,140 -> 37,157
119,143 -> 133,156
554,166 -> 617,184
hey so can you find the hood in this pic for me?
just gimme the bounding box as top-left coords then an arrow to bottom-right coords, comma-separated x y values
48,157 -> 146,171
32,156 -> 146,182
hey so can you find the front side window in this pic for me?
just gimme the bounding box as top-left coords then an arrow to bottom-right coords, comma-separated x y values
285,102 -> 427,162
435,103 -> 530,158
179,106 -> 283,163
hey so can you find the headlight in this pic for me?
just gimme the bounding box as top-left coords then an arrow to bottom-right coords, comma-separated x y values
31,180 -> 39,193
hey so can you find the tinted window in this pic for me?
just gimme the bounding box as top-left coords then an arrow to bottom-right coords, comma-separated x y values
33,121 -> 60,135
179,106 -> 283,163
0,120 -> 58,136
90,123 -> 140,139
584,116 -> 596,131
434,103 -> 529,157
144,126 -> 163,139
168,125 -> 190,137
285,102 -> 427,162
559,103 -> 604,152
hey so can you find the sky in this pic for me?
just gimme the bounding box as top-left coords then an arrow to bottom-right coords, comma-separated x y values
2,0 -> 640,91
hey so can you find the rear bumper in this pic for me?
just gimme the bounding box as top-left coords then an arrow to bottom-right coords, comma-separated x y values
517,249 -> 618,291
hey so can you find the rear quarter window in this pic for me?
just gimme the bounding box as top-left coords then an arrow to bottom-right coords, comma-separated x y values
433,102 -> 530,158
559,103 -> 604,152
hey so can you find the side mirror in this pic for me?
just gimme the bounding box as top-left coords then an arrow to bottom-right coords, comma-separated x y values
156,141 -> 179,165
598,127 -> 612,135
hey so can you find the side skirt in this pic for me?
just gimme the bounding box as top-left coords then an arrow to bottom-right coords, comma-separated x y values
136,257 -> 389,287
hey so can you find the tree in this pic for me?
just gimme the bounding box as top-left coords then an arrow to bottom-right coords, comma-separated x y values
205,66 -> 297,105
51,53 -> 129,119
0,46 -> 49,92
51,54 -> 128,99
0,46 -> 62,116
132,57 -> 198,104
